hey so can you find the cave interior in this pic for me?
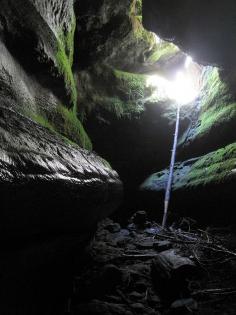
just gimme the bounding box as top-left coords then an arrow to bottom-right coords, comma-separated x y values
0,0 -> 235,314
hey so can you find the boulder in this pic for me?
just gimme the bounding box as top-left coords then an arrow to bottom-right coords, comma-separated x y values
0,106 -> 122,238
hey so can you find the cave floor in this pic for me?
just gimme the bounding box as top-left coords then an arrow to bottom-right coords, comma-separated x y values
68,213 -> 236,315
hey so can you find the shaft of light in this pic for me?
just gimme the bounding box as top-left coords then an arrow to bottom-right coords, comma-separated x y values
162,103 -> 180,228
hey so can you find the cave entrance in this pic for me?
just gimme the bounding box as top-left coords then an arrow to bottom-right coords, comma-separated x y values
145,53 -> 203,227
109,49 -> 205,223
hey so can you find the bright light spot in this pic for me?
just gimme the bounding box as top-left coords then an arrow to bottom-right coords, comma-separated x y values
146,55 -> 199,106
168,71 -> 198,105
153,33 -> 161,44
185,55 -> 193,68
146,75 -> 169,100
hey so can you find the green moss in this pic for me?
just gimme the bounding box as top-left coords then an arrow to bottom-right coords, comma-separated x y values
135,0 -> 142,15
105,69 -> 150,117
197,103 -> 236,136
131,14 -> 156,47
94,95 -> 125,118
56,105 -> 92,151
78,66 -> 150,121
31,114 -> 55,133
56,14 -> 77,108
195,68 -> 236,138
91,94 -> 143,119
101,158 -> 112,169
114,69 -> 147,101
200,68 -> 231,112
182,143 -> 236,187
130,1 -> 179,64
142,143 -> 236,191
28,105 -> 92,151
64,15 -> 76,67
147,41 -> 179,63
129,0 -> 154,46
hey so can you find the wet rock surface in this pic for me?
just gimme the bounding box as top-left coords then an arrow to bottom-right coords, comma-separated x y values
0,0 -> 76,107
68,213 -> 236,314
74,0 -> 154,71
0,106 -> 122,238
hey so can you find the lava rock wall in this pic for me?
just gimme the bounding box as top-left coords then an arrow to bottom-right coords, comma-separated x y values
0,0 -> 123,239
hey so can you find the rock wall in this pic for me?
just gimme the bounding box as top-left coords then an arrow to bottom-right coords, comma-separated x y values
0,0 -> 93,149
74,0 -> 157,71
0,0 -> 123,239
0,106 -> 122,238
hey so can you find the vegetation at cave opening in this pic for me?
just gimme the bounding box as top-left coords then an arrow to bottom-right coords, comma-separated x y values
114,69 -> 148,101
78,66 -> 153,121
131,14 -> 155,47
135,0 -> 142,16
75,0 -> 180,124
147,41 -> 179,63
130,6 -> 156,50
196,68 -> 236,138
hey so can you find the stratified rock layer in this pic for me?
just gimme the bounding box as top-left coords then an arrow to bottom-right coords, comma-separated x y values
0,106 -> 122,238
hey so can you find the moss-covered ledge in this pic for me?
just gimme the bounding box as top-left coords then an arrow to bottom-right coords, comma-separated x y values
140,143 -> 236,223
141,142 -> 236,192
179,68 -> 236,157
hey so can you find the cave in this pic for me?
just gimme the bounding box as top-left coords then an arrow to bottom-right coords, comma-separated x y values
0,0 -> 235,314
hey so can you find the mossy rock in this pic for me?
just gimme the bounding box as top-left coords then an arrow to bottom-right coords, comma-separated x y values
181,143 -> 236,187
147,41 -> 179,63
135,0 -> 142,16
196,68 -> 236,138
131,14 -> 156,48
195,68 -> 234,135
56,14 -> 77,108
197,102 -> 236,137
56,105 -> 92,150
113,69 -> 148,101
78,66 -> 152,121
129,1 -> 157,55
178,67 -> 236,159
141,142 -> 236,192
29,105 -> 92,151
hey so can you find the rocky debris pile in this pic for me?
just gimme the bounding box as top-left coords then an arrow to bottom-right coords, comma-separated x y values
68,212 -> 217,315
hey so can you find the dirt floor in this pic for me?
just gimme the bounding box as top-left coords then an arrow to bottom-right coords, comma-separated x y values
67,212 -> 236,315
